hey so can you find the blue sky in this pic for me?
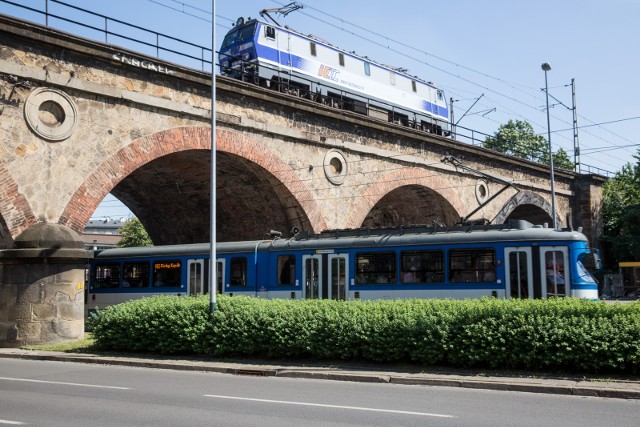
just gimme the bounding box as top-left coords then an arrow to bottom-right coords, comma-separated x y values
3,0 -> 639,219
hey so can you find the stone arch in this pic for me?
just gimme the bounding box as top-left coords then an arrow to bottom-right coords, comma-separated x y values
346,167 -> 464,228
0,165 -> 37,243
59,127 -> 327,240
493,191 -> 561,227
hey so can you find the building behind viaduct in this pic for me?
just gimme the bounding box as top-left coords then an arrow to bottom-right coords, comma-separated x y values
0,14 -> 605,249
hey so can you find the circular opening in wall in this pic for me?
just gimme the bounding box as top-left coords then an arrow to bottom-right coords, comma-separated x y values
329,157 -> 343,175
24,87 -> 79,142
323,149 -> 348,185
475,180 -> 489,204
38,100 -> 65,127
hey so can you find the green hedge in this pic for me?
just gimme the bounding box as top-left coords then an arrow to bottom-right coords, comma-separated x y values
89,296 -> 640,373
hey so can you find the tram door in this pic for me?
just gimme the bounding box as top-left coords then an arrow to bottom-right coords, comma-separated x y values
303,254 -> 322,299
504,248 -> 533,299
540,247 -> 569,297
328,254 -> 349,301
187,259 -> 205,296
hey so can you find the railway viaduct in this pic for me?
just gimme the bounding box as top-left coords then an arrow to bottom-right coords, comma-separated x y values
0,14 -> 606,248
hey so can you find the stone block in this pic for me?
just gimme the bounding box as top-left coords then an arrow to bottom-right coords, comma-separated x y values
16,322 -> 41,341
16,282 -> 45,304
56,301 -> 84,320
31,303 -> 54,321
13,303 -> 33,322
50,319 -> 83,340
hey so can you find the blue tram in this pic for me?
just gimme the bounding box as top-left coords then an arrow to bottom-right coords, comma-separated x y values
218,16 -> 449,135
86,221 -> 601,316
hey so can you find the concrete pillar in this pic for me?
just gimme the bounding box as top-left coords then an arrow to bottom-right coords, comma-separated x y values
0,223 -> 93,348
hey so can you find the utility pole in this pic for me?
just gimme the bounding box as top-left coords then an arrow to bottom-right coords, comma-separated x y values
571,78 -> 581,173
449,97 -> 456,140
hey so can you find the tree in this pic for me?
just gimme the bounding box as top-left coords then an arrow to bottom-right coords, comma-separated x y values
600,150 -> 640,263
483,119 -> 575,171
117,217 -> 152,247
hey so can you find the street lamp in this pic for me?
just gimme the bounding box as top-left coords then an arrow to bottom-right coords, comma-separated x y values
541,62 -> 556,229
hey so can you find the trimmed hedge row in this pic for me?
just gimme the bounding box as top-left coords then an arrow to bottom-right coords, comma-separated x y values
89,296 -> 640,373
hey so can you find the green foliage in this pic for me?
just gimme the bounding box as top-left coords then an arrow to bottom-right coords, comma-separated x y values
483,119 -> 574,170
89,295 -> 640,374
601,150 -> 640,264
117,217 -> 152,247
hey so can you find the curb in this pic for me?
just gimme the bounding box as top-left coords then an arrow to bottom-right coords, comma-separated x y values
2,351 -> 640,400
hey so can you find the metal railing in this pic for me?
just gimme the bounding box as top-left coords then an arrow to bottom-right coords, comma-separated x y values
0,0 -> 213,71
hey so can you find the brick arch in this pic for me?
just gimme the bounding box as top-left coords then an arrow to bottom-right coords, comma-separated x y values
216,129 -> 327,232
0,165 -> 37,241
60,127 -> 327,233
345,167 -> 465,228
493,191 -> 560,226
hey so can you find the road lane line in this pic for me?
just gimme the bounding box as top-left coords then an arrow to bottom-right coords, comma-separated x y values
204,394 -> 455,418
0,420 -> 25,425
0,377 -> 130,390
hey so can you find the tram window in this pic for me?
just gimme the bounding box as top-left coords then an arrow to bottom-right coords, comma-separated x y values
94,263 -> 120,289
230,257 -> 247,286
437,89 -> 444,102
411,80 -> 417,92
364,62 -> 371,76
545,251 -> 566,296
339,53 -> 345,67
277,255 -> 296,285
401,250 -> 444,283
122,262 -> 150,288
310,42 -> 317,56
153,261 -> 182,287
355,252 -> 396,284
449,249 -> 495,282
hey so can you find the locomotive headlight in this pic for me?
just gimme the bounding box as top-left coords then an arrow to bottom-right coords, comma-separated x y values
242,53 -> 251,61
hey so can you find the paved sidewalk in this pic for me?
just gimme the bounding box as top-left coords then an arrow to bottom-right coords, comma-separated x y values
1,348 -> 640,400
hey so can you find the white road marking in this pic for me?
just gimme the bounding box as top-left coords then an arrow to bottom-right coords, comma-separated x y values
0,377 -> 130,390
0,420 -> 25,425
204,394 -> 455,418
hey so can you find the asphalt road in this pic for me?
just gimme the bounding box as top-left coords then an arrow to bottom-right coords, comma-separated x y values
0,358 -> 638,427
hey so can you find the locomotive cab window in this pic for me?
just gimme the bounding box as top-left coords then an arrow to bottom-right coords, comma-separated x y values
153,261 -> 182,287
355,252 -> 396,284
265,25 -> 276,39
437,89 -> 445,102
277,255 -> 296,285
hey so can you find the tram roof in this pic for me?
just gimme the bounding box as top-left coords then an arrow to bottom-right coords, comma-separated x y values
94,221 -> 589,260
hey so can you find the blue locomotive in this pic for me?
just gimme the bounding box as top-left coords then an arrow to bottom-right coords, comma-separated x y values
219,16 -> 449,135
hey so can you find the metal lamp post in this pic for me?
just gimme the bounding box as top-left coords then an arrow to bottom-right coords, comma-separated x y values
541,63 -> 556,229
